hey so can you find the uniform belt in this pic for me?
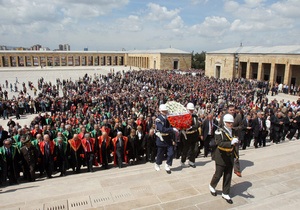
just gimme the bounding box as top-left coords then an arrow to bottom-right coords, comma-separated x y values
161,133 -> 169,136
186,130 -> 197,134
217,146 -> 233,152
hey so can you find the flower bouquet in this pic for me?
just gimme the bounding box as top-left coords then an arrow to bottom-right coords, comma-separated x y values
166,101 -> 192,130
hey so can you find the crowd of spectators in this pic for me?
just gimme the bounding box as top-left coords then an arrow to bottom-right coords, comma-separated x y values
0,69 -> 300,186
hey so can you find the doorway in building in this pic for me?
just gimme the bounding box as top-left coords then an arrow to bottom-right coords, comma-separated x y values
173,60 -> 179,70
240,62 -> 247,78
276,76 -> 282,84
264,75 -> 270,81
291,78 -> 296,86
215,65 -> 221,78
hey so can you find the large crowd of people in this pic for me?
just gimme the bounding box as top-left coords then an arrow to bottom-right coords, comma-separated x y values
0,69 -> 300,193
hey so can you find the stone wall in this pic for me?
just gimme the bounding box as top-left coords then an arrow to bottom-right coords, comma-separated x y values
160,53 -> 191,70
206,53 -> 300,86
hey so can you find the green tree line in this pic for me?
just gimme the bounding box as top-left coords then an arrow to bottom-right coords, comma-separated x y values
191,51 -> 206,69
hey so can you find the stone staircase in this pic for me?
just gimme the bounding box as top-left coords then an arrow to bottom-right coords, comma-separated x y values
1,140 -> 300,210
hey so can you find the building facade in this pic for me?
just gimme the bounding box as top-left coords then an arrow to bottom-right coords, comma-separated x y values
0,48 -> 191,70
206,46 -> 300,86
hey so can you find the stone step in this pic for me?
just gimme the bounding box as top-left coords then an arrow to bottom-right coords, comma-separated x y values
1,136 -> 300,210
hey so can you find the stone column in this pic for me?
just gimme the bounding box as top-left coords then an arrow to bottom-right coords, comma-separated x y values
93,56 -> 96,66
23,56 -> 26,67
246,61 -> 251,79
66,56 -> 68,66
257,62 -> 262,80
147,57 -> 149,68
59,56 -> 62,66
283,63 -> 291,85
37,56 -> 41,66
269,62 -> 276,85
140,57 -> 142,68
30,56 -> 34,67
16,56 -> 19,67
7,56 -> 11,67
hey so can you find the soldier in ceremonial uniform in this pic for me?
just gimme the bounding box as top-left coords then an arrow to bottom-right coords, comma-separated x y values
154,104 -> 178,174
180,103 -> 200,168
20,136 -> 38,181
209,114 -> 239,204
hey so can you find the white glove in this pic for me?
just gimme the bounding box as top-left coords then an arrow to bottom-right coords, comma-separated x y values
173,128 -> 179,133
231,138 -> 239,145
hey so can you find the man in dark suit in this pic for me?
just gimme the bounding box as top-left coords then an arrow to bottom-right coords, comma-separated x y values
0,125 -> 9,147
144,129 -> 157,163
241,114 -> 253,149
201,113 -> 217,158
270,112 -> 284,144
253,111 -> 267,147
55,136 -> 68,176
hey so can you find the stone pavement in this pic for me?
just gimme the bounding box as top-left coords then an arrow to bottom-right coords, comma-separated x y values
0,138 -> 300,210
1,67 -> 300,209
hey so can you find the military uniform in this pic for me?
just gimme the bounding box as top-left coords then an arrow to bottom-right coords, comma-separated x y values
20,143 -> 38,181
155,115 -> 176,168
210,128 -> 236,195
181,114 -> 199,166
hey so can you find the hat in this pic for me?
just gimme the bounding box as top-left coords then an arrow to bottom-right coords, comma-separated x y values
22,136 -> 31,144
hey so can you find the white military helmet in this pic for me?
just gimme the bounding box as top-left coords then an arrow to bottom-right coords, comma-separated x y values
159,104 -> 168,112
186,103 -> 195,110
223,114 -> 234,123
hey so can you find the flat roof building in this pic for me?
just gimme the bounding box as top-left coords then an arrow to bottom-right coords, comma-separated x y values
206,45 -> 300,86
0,48 -> 191,70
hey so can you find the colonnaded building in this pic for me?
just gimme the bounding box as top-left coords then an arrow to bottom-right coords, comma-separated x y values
206,45 -> 300,86
0,48 -> 191,70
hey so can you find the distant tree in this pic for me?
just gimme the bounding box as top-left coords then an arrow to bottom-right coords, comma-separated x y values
191,51 -> 206,69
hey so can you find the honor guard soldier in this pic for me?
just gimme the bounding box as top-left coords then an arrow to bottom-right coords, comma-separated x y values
154,104 -> 178,174
209,114 -> 239,204
181,103 -> 200,168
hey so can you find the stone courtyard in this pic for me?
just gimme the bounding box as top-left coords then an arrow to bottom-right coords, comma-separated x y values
0,66 -> 300,210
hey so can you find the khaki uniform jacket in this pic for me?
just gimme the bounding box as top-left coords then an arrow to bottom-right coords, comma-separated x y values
214,129 -> 234,167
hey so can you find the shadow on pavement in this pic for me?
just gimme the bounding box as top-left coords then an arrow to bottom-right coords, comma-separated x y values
0,185 -> 38,194
231,181 -> 254,199
195,160 -> 211,167
240,159 -> 254,171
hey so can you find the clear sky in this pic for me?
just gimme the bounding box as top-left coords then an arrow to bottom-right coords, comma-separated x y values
0,0 -> 299,52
